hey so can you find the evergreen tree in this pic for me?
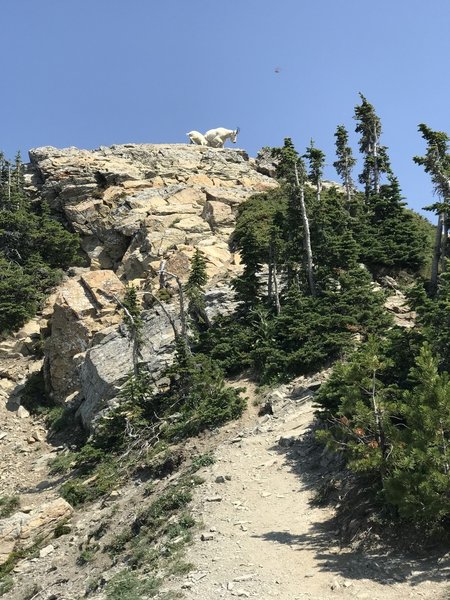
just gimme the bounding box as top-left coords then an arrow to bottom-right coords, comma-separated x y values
303,139 -> 326,203
356,176 -> 427,273
354,93 -> 392,198
122,285 -> 143,375
333,125 -> 357,206
186,248 -> 209,331
411,270 -> 450,372
0,150 -> 81,334
309,186 -> 359,274
384,344 -> 450,526
413,124 -> 450,291
273,138 -> 316,295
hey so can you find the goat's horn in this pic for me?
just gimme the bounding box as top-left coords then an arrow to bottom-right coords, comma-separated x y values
236,126 -> 240,134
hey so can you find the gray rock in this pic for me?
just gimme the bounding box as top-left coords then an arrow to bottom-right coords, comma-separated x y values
278,436 -> 296,447
77,305 -> 179,430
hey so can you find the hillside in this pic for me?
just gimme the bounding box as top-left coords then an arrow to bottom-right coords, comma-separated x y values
0,140 -> 449,600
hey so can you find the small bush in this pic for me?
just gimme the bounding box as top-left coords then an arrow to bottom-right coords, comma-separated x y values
0,575 -> 13,596
54,520 -> 71,538
0,496 -> 20,518
77,544 -> 99,565
191,453 -> 215,470
48,451 -> 77,475
105,570 -> 159,600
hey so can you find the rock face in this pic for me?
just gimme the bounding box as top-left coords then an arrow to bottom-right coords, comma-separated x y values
0,498 -> 73,565
44,270 -> 125,402
78,305 -> 179,429
22,143 -> 344,431
28,144 -> 277,278
24,144 -> 277,428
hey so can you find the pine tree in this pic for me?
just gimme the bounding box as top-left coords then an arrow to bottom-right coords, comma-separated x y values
354,93 -> 392,198
273,138 -> 316,296
356,175 -> 427,273
186,248 -> 210,331
413,124 -> 450,291
384,344 -> 450,525
333,125 -> 357,206
304,139 -> 326,204
122,285 -> 143,374
0,150 -> 81,334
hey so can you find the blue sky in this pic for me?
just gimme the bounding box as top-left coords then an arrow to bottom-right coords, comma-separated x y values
2,0 -> 449,218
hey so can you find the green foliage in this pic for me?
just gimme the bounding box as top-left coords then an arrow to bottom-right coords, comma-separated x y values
333,124 -> 357,201
107,477 -> 200,588
159,346 -> 246,438
316,325 -> 450,530
411,270 -> 450,372
354,93 -> 392,197
355,178 -> 429,273
186,248 -> 209,332
0,153 -> 81,334
191,453 -> 216,469
48,451 -> 77,475
59,452 -> 118,506
0,495 -> 20,518
0,574 -> 13,596
303,139 -> 326,191
383,344 -> 450,525
105,570 -> 159,600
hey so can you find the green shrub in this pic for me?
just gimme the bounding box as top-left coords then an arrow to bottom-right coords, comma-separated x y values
0,496 -> 19,518
105,570 -> 159,600
191,453 -> 215,470
0,575 -> 13,596
48,452 -> 77,475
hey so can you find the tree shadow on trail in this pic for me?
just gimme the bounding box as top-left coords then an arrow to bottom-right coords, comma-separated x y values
254,422 -> 450,588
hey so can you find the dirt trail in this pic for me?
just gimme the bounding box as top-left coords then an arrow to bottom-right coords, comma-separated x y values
168,391 -> 449,600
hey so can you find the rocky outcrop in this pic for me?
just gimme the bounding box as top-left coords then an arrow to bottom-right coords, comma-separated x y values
22,144 -> 278,427
0,498 -> 73,565
28,144 -> 277,279
78,305 -> 179,429
44,270 -> 125,402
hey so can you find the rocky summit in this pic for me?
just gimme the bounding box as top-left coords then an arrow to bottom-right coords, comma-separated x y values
27,144 -> 276,277
22,144 -> 276,428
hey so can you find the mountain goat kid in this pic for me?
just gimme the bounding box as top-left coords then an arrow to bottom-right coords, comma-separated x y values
204,127 -> 240,148
187,130 -> 208,146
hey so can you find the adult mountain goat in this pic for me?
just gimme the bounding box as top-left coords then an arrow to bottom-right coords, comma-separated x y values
204,127 -> 240,148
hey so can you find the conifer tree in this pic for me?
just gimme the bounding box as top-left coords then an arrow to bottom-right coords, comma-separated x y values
122,285 -> 143,374
333,125 -> 357,205
384,344 -> 450,525
413,124 -> 450,291
354,93 -> 392,198
356,175 -> 427,272
0,150 -> 80,334
186,248 -> 210,331
273,138 -> 316,296
303,139 -> 326,204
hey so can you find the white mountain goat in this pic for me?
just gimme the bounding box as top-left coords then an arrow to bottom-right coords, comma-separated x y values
204,127 -> 240,148
187,130 -> 208,145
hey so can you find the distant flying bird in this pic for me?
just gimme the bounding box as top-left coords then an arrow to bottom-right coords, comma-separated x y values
274,66 -> 281,74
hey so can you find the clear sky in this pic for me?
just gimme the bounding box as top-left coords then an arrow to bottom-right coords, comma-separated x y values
2,0 -> 449,218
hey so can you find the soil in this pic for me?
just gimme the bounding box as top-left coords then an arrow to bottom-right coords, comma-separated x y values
1,374 -> 449,600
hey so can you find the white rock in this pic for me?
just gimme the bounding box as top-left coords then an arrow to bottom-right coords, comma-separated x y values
39,544 -> 55,558
16,406 -> 30,419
